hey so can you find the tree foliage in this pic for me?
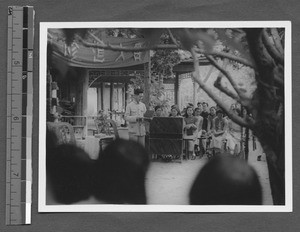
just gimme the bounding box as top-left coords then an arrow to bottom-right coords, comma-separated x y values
57,27 -> 286,204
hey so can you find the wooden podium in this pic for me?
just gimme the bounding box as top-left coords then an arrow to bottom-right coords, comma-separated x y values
148,117 -> 183,161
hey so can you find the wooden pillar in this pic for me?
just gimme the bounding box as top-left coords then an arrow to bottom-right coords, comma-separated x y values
75,69 -> 88,119
144,61 -> 151,109
81,70 -> 89,137
82,70 -> 88,116
124,83 -> 128,126
178,74 -> 182,110
124,83 -> 128,109
110,82 -> 114,112
97,87 -> 101,112
174,72 -> 179,105
100,82 -> 104,110
116,83 -> 119,111
75,79 -> 81,117
193,79 -> 197,106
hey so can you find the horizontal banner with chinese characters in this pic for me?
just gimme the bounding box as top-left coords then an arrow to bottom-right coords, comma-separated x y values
48,29 -> 150,69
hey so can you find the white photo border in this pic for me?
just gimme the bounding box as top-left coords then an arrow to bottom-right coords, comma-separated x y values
39,21 -> 292,212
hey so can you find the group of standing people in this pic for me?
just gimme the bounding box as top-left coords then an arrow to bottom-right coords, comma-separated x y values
124,88 -> 245,160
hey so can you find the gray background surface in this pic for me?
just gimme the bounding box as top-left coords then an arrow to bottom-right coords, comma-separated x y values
0,0 -> 299,231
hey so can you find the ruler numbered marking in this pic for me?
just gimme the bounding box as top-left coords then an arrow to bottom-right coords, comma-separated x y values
6,6 -> 34,225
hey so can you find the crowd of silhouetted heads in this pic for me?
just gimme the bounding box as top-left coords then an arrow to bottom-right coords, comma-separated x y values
46,129 -> 262,205
47,129 -> 149,205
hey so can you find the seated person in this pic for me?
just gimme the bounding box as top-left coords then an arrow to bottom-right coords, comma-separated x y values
181,107 -> 187,117
189,155 -> 262,205
207,106 -> 217,134
210,109 -> 227,154
194,107 -> 204,135
226,108 -> 243,155
154,105 -> 163,117
200,106 -> 216,153
169,105 -> 181,117
193,107 -> 204,156
200,102 -> 210,132
183,105 -> 198,160
93,139 -> 150,204
197,102 -> 203,110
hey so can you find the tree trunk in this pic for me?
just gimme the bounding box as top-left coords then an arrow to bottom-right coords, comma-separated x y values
245,29 -> 285,205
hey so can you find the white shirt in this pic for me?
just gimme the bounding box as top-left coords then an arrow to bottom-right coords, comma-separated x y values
125,99 -> 147,136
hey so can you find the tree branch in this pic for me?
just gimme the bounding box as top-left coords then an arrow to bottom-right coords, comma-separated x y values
191,48 -> 253,128
167,29 -> 181,47
245,29 -> 275,85
195,48 -> 256,69
204,54 -> 251,107
214,76 -> 240,101
203,65 -> 215,83
78,33 -> 256,69
262,29 -> 284,65
270,28 -> 284,55
274,75 -> 284,86
205,55 -> 236,89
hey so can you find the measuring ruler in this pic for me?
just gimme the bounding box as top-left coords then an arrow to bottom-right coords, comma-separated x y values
6,6 -> 34,225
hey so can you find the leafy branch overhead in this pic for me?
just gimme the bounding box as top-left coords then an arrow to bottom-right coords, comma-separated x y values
60,28 -> 283,123
54,26 -> 286,205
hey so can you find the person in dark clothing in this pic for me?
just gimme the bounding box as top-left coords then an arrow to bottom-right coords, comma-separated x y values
200,102 -> 210,132
207,106 -> 217,132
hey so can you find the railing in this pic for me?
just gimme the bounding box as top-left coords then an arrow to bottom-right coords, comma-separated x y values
59,115 -> 89,139
59,112 -> 126,139
109,111 -> 126,126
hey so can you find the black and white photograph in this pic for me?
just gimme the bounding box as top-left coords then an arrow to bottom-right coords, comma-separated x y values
38,21 -> 292,212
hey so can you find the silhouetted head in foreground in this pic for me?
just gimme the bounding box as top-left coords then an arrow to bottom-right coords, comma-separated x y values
189,155 -> 262,205
47,144 -> 95,204
94,139 -> 150,204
